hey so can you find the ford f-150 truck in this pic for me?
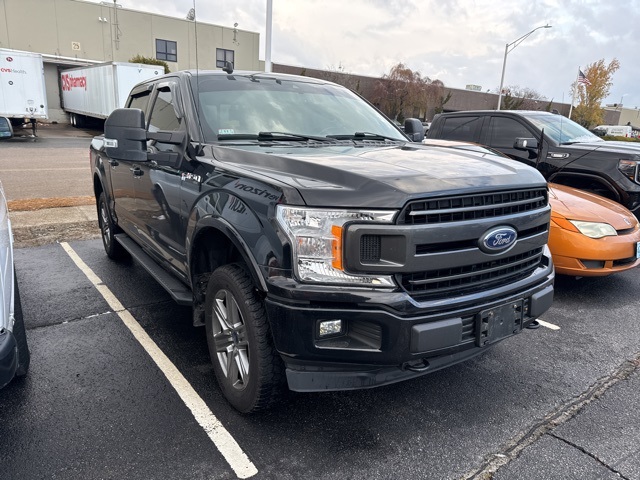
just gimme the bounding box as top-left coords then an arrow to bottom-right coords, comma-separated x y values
90,69 -> 554,413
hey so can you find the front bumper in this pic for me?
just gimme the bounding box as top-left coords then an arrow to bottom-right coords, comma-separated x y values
265,263 -> 554,392
549,223 -> 640,276
0,329 -> 18,389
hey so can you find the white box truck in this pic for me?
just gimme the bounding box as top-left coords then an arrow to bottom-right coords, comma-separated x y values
60,62 -> 162,127
593,125 -> 633,138
0,48 -> 48,135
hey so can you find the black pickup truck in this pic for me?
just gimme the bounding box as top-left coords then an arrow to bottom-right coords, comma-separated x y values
426,110 -> 640,216
90,70 -> 554,412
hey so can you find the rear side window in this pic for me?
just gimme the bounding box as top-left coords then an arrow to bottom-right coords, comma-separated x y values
440,116 -> 482,141
487,117 -> 532,149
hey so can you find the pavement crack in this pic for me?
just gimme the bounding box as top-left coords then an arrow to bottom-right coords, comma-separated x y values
548,432 -> 631,480
461,354 -> 640,480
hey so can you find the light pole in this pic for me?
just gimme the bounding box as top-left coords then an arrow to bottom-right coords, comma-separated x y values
497,24 -> 552,110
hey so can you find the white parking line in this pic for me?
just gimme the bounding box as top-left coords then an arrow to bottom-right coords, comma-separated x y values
537,319 -> 560,330
60,242 -> 258,479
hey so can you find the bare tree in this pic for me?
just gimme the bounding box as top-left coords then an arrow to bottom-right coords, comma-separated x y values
369,63 -> 444,122
498,85 -> 548,110
317,63 -> 361,93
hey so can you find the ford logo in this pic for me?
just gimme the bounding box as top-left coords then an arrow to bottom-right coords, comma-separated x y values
479,227 -> 518,253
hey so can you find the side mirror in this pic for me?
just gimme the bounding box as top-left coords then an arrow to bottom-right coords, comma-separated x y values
104,108 -> 147,161
514,137 -> 538,151
404,118 -> 425,142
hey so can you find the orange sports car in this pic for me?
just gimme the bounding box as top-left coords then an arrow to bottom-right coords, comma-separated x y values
421,139 -> 640,276
548,183 -> 640,276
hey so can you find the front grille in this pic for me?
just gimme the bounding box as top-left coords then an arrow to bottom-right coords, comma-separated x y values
400,247 -> 544,300
399,188 -> 547,225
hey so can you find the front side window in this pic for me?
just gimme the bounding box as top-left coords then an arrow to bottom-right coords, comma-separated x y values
147,86 -> 183,153
216,49 -> 235,68
126,89 -> 152,116
487,117 -> 532,149
156,39 -> 177,62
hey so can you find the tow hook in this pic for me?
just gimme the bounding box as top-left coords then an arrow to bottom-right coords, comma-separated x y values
526,319 -> 541,329
403,358 -> 430,373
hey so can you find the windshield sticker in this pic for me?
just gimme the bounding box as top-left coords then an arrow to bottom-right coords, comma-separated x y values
218,129 -> 235,135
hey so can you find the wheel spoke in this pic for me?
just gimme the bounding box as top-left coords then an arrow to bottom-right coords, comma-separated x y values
235,349 -> 249,385
227,348 -> 239,382
214,295 -> 231,331
213,331 -> 234,353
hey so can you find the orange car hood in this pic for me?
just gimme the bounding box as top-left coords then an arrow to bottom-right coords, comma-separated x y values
549,183 -> 638,229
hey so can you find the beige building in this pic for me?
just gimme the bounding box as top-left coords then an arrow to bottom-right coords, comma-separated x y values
0,0 -> 261,122
604,105 -> 640,132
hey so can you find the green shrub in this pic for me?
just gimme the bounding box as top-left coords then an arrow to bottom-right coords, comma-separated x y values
128,55 -> 170,74
603,135 -> 640,142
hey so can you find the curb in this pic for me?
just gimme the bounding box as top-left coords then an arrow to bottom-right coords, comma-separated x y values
11,205 -> 100,248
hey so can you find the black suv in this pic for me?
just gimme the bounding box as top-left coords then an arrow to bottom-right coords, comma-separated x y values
427,110 -> 640,215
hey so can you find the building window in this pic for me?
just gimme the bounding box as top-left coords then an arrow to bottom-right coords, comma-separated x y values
156,39 -> 177,62
216,48 -> 235,68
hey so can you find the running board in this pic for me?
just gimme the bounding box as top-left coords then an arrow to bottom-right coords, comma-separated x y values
114,233 -> 193,306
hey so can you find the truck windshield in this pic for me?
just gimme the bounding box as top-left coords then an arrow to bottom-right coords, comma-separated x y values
190,74 -> 407,143
524,113 -> 604,145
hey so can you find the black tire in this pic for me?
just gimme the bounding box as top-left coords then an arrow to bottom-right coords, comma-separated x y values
97,192 -> 128,260
13,270 -> 30,377
205,264 -> 284,413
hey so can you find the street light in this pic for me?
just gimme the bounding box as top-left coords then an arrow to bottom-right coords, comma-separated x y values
497,24 -> 552,110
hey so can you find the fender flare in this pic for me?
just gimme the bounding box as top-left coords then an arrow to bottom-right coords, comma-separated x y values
188,215 -> 268,293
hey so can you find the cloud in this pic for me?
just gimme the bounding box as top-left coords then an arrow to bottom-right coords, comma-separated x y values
86,0 -> 640,108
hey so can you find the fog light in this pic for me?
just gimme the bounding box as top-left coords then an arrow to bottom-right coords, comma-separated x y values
318,319 -> 343,337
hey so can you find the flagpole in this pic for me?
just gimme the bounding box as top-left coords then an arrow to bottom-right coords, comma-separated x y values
568,67 -> 580,119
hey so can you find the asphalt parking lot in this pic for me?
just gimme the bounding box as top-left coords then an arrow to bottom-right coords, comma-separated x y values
1,126 -> 640,479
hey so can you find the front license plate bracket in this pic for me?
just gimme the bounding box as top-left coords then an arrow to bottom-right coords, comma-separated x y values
477,300 -> 524,347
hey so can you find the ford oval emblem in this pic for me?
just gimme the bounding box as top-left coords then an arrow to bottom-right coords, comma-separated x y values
479,227 -> 518,253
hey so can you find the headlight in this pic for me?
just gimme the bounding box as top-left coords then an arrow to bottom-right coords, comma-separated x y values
618,159 -> 639,183
568,220 -> 617,238
276,206 -> 397,287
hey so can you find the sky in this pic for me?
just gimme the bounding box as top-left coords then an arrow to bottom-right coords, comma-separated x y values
88,0 -> 640,110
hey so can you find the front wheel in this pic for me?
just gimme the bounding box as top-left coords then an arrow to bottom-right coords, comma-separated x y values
97,192 -> 127,260
205,264 -> 284,413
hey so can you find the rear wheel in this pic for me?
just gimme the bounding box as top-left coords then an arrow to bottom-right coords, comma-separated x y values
205,264 -> 284,413
13,271 -> 30,377
97,192 -> 127,260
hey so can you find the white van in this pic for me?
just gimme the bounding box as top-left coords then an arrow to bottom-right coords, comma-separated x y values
593,125 -> 632,137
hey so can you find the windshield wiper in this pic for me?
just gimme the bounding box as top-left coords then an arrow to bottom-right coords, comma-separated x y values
216,131 -> 333,142
328,132 -> 405,142
257,131 -> 333,142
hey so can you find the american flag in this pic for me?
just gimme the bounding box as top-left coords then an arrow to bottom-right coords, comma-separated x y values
578,70 -> 591,86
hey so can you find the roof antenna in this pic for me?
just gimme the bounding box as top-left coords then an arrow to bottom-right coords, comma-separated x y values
223,61 -> 234,74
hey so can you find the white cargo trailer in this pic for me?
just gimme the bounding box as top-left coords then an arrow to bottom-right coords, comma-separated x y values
0,48 -> 48,132
60,62 -> 162,127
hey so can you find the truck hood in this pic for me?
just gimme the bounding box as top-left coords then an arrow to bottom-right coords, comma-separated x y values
207,143 -> 546,208
565,141 -> 640,156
